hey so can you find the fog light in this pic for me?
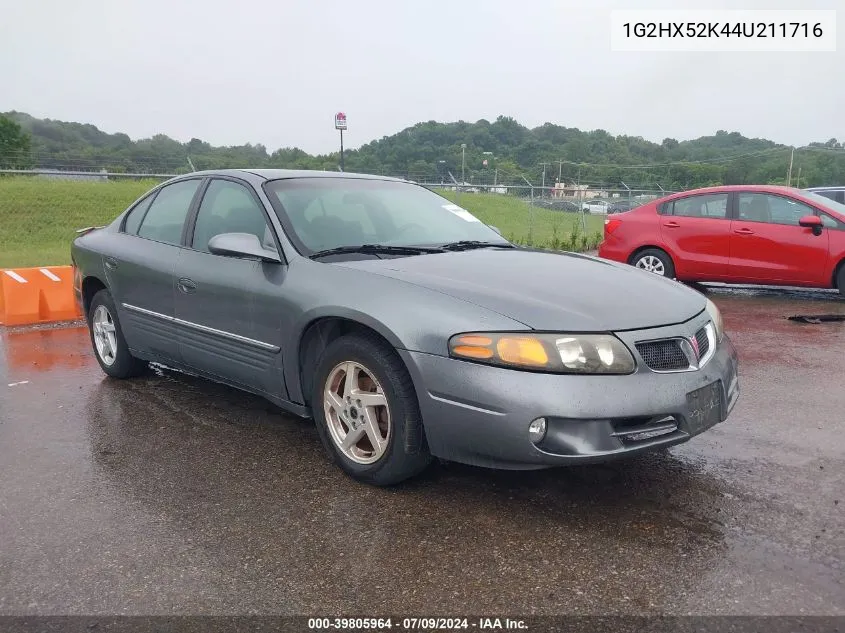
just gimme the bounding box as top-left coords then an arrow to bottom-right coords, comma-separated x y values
528,417 -> 547,444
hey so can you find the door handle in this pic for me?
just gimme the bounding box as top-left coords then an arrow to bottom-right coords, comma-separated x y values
177,277 -> 197,294
663,221 -> 680,228
104,257 -> 118,270
734,228 -> 755,235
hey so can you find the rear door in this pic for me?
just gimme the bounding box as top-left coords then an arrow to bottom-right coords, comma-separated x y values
659,192 -> 731,280
174,177 -> 288,396
728,192 -> 829,284
103,178 -> 203,362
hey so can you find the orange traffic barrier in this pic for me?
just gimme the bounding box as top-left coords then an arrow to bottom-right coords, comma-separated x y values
0,266 -> 84,326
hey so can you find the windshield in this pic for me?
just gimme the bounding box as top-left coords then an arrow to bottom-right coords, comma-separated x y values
799,189 -> 845,216
263,178 -> 510,255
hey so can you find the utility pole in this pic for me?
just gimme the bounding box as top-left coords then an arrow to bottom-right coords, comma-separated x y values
482,151 -> 494,190
461,143 -> 467,184
786,147 -> 794,187
556,159 -> 564,182
540,162 -> 550,190
540,162 -> 550,200
796,166 -> 802,188
521,175 -> 535,244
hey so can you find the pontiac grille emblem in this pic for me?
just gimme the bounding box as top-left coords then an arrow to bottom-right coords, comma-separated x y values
690,336 -> 700,360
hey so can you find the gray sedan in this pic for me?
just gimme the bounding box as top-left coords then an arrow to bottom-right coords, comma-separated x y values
72,170 -> 740,485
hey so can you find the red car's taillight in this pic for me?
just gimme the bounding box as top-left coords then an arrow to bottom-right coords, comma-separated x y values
604,218 -> 623,236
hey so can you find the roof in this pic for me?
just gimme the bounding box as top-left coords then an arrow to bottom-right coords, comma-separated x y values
179,168 -> 408,183
659,184 -> 818,201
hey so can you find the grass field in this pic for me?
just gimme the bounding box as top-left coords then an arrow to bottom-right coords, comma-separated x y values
435,189 -> 604,250
0,177 -> 604,268
0,177 -> 161,268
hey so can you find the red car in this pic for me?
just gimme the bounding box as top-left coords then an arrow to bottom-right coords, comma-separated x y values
597,185 -> 845,296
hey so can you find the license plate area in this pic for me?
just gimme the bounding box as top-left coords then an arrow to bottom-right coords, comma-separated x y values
685,381 -> 722,436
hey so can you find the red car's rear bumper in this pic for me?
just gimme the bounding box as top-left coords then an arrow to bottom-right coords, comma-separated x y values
597,238 -> 628,263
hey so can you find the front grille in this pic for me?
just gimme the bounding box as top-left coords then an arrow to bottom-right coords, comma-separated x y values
695,326 -> 709,359
635,339 -> 689,371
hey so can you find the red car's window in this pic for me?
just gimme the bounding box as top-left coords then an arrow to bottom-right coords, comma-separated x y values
670,193 -> 729,219
737,193 -> 813,226
820,213 -> 845,230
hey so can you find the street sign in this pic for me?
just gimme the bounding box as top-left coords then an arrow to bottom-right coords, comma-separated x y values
335,112 -> 347,130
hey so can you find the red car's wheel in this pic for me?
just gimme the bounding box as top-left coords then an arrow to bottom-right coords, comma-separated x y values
630,248 -> 675,279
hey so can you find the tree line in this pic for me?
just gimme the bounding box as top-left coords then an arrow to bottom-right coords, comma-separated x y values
1,111 -> 843,191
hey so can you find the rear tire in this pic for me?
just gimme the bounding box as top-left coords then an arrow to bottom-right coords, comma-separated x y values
88,289 -> 147,378
311,332 -> 432,486
630,248 -> 675,279
837,264 -> 845,297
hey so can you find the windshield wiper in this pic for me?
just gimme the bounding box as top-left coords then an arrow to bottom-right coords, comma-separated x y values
438,240 -> 516,251
309,244 -> 444,259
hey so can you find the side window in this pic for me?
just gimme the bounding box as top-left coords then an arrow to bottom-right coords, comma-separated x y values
192,179 -> 273,253
672,193 -> 728,219
737,193 -> 813,226
137,180 -> 201,245
820,213 -> 845,230
122,193 -> 155,235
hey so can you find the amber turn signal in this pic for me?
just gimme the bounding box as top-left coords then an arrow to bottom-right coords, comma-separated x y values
495,337 -> 549,367
450,333 -> 552,369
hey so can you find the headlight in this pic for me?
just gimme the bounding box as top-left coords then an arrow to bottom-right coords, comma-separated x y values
705,299 -> 724,342
449,332 -> 636,374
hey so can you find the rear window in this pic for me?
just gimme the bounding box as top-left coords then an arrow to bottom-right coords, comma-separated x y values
667,193 -> 729,219
122,193 -> 155,235
137,179 -> 202,246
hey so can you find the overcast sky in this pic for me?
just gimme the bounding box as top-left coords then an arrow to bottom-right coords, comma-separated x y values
1,0 -> 841,154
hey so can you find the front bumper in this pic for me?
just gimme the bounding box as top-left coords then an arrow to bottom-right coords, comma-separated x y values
400,315 -> 739,470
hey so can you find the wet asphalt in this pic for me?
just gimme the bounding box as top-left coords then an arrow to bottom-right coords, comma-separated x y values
0,287 -> 843,616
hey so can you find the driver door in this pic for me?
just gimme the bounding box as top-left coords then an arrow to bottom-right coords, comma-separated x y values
173,177 -> 288,396
727,192 -> 829,284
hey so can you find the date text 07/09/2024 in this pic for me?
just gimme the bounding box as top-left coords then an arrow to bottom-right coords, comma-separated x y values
307,617 -> 528,630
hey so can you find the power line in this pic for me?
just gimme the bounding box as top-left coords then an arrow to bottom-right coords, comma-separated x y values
556,147 -> 791,170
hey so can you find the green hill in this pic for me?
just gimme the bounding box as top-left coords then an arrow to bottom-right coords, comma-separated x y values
3,111 -> 844,190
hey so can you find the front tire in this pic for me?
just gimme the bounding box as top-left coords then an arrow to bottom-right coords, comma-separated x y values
630,248 -> 675,279
312,333 -> 432,486
837,265 -> 845,298
88,289 -> 147,378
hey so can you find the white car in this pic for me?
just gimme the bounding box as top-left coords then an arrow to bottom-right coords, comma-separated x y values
582,199 -> 610,214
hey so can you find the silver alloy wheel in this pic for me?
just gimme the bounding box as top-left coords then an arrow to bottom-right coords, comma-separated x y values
323,361 -> 391,465
635,255 -> 666,276
92,305 -> 118,366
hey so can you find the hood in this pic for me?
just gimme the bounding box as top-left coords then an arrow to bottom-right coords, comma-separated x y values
335,249 -> 705,331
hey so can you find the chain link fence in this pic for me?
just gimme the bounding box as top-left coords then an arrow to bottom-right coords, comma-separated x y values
0,166 -> 676,253
418,181 -> 674,250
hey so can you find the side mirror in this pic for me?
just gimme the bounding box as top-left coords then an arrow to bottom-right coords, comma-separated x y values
798,215 -> 823,236
208,233 -> 282,263
488,225 -> 502,235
